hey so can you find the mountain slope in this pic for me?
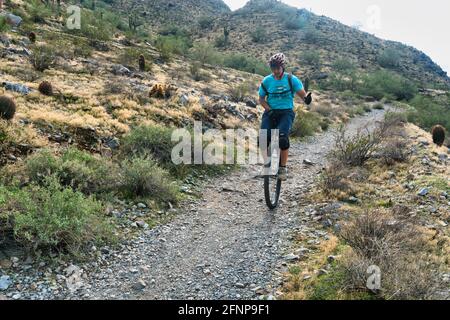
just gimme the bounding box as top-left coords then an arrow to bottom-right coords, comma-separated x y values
126,0 -> 230,26
192,0 -> 449,88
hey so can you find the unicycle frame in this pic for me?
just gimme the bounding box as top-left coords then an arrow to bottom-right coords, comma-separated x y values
263,113 -> 283,210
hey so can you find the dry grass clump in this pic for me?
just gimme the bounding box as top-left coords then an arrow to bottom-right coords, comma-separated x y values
338,209 -> 438,300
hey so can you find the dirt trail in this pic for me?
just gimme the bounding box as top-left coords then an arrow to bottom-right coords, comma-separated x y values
52,108 -> 387,300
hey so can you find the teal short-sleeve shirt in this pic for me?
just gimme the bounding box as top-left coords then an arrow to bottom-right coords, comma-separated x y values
258,73 -> 303,110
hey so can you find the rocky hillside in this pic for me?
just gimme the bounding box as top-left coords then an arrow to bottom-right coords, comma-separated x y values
194,0 -> 449,88
123,0 -> 230,27
103,0 -> 450,89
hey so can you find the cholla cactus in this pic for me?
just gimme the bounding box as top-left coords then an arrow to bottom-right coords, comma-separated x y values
38,81 -> 53,96
0,96 -> 16,120
431,125 -> 446,147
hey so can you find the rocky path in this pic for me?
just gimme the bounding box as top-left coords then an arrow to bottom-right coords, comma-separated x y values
1,108 -> 388,300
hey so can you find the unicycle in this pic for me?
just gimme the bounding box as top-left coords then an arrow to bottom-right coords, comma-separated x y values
264,144 -> 282,210
263,112 -> 283,210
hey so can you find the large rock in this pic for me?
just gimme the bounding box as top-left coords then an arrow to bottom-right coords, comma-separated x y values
111,64 -> 131,76
2,81 -> 31,94
0,275 -> 12,291
0,13 -> 22,28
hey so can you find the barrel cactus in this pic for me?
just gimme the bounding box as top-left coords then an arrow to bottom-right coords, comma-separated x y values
139,54 -> 145,72
38,81 -> 53,96
0,96 -> 16,120
28,31 -> 36,43
431,125 -> 446,147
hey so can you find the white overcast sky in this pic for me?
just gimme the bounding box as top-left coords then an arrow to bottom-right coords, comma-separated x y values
223,0 -> 450,75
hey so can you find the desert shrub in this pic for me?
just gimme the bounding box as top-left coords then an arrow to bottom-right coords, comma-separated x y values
358,71 -> 417,101
329,124 -> 384,166
284,16 -> 308,30
0,16 -> 11,32
407,95 -> 450,132
302,50 -> 321,66
190,42 -> 219,66
0,177 -> 114,257
72,37 -> 93,58
118,48 -> 152,71
0,120 -> 45,155
338,209 -> 437,299
312,102 -> 333,117
222,53 -> 270,76
155,35 -> 192,61
228,82 -> 251,102
320,161 -> 353,195
346,105 -> 366,118
189,62 -> 209,82
380,136 -> 411,166
378,48 -> 401,69
0,96 -> 16,120
120,125 -> 175,167
65,9 -> 112,41
198,16 -> 214,30
26,0 -> 53,24
30,44 -> 56,72
24,148 -> 119,196
303,26 -> 322,44
214,34 -> 229,48
250,26 -> 267,43
282,14 -> 308,30
158,25 -> 191,38
120,156 -> 179,203
291,110 -> 322,138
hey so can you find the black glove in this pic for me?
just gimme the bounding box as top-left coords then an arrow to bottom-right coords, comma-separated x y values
304,92 -> 312,105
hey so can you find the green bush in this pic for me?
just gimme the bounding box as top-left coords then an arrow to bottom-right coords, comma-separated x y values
24,148 -> 119,196
189,62 -> 209,82
0,177 -> 114,257
303,26 -> 322,44
118,48 -> 152,71
120,125 -> 175,168
250,26 -> 267,43
72,38 -> 93,58
357,70 -> 417,101
120,156 -> 179,203
284,17 -> 308,30
65,9 -> 112,41
214,34 -> 229,48
26,0 -> 53,24
407,95 -> 450,132
291,110 -> 322,138
155,35 -> 192,61
222,53 -> 270,76
198,16 -> 214,30
302,50 -> 321,66
228,82 -> 251,102
30,44 -> 56,72
190,42 -> 219,65
378,48 -> 401,69
0,16 -> 11,32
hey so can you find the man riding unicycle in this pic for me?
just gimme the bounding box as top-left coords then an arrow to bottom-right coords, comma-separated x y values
259,53 -> 312,182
